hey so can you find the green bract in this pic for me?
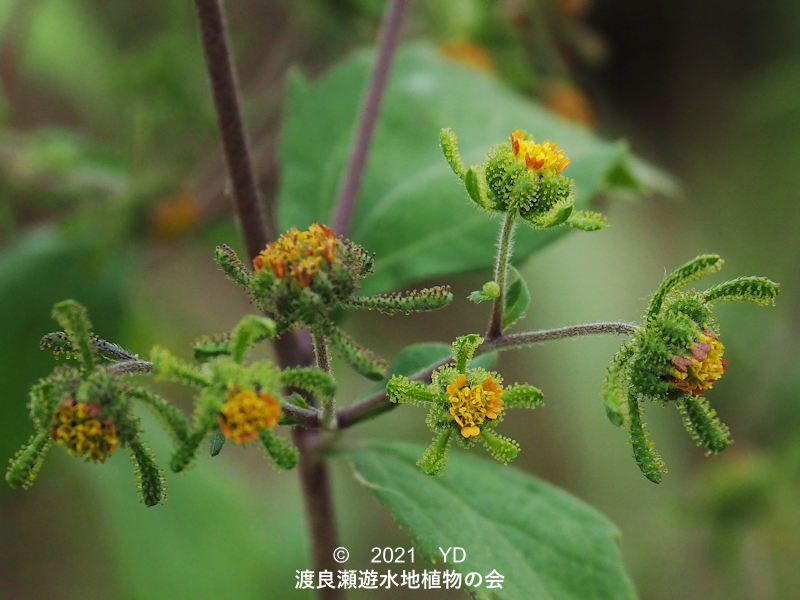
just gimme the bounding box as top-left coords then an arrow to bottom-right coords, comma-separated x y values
151,314 -> 333,472
387,334 -> 543,475
603,255 -> 780,483
215,225 -> 453,381
441,127 -> 608,231
6,300 -> 174,506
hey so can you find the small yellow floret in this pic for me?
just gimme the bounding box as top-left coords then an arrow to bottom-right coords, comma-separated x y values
252,223 -> 337,287
510,130 -> 570,174
219,387 -> 282,443
50,399 -> 119,462
447,375 -> 504,438
672,329 -> 727,396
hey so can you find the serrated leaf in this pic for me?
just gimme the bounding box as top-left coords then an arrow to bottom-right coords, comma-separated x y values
503,266 -> 530,329
338,441 -> 636,600
278,44 -> 658,294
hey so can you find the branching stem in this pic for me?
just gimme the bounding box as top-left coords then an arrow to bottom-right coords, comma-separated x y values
337,321 -> 637,428
192,1 -> 339,595
292,428 -> 344,600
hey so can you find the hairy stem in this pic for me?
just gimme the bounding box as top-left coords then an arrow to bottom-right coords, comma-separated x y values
337,321 -> 637,428
193,0 -> 273,254
487,211 -> 517,339
484,322 -> 638,350
105,358 -> 321,426
331,0 -> 409,235
313,330 -> 336,430
193,1 -> 338,593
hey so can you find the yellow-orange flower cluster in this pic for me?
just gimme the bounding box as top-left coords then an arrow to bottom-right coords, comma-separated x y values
218,387 -> 281,443
671,328 -> 728,396
252,224 -> 337,287
50,399 -> 119,462
446,374 -> 504,438
510,130 -> 570,174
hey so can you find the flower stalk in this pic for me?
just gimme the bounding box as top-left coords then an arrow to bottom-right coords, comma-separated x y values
337,321 -> 638,429
488,210 -> 517,339
313,329 -> 336,430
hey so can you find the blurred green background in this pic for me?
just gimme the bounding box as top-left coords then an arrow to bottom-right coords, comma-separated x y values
1,0 -> 798,598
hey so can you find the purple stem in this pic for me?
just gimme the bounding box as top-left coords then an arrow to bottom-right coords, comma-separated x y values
331,0 -> 410,235
193,0 -> 274,256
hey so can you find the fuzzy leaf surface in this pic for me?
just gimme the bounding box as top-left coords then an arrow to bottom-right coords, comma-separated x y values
278,45 -> 661,293
503,266 -> 531,328
338,441 -> 636,600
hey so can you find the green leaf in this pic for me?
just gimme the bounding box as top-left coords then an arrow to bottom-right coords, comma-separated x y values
338,441 -> 636,600
502,266 -> 530,329
469,280 -> 500,303
278,44 -> 658,293
21,0 -> 117,116
390,342 -> 452,376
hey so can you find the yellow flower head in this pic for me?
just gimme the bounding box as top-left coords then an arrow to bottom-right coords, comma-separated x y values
50,399 -> 119,462
218,386 -> 282,443
510,130 -> 570,174
447,374 -> 505,438
252,223 -> 337,287
671,328 -> 728,396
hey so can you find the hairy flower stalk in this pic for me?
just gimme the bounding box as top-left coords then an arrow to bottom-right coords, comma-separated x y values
2,85 -> 784,600
488,210 -> 517,338
312,329 -> 336,430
